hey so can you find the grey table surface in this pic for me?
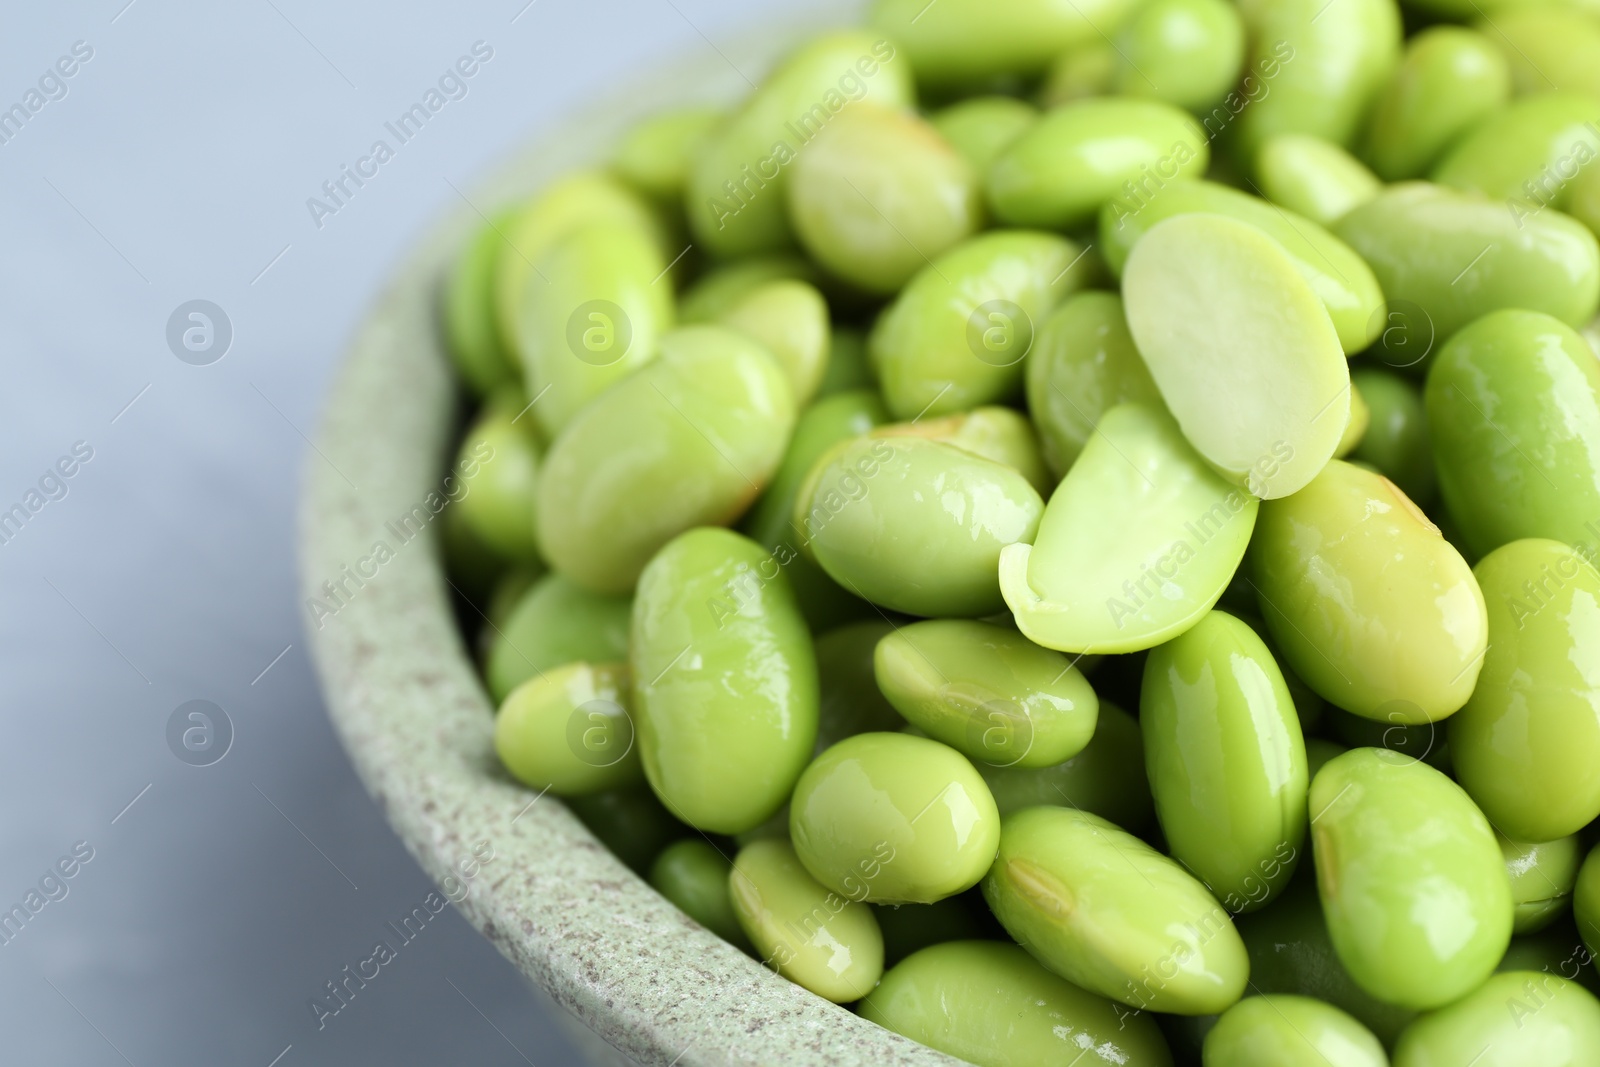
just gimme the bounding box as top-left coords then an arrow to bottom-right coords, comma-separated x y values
0,1 -> 806,1063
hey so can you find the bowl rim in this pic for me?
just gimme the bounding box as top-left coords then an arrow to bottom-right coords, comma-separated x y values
297,9 -> 965,1066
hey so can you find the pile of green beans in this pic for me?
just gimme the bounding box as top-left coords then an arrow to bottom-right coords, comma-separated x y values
441,1 -> 1600,1062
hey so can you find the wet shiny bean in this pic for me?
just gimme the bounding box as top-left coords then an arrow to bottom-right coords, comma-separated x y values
1426,309 -> 1600,559
874,619 -> 1098,768
1309,748 -> 1513,1010
869,230 -> 1090,421
862,940 -> 1175,1066
982,804 -> 1250,1015
1448,538 -> 1600,842
790,732 -> 1000,904
797,435 -> 1043,617
729,838 -> 883,1001
1334,182 -> 1600,356
495,661 -> 641,795
1142,610 -> 1308,914
987,98 -> 1209,229
1024,290 -> 1164,478
631,527 -> 818,834
1250,459 -> 1487,723
484,573 -> 631,703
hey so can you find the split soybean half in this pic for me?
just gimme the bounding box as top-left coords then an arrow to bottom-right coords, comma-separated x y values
999,403 -> 1257,654
1100,178 -> 1384,354
1122,212 -> 1351,499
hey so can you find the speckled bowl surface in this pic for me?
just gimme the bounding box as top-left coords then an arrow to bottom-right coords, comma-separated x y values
298,8 -> 967,1066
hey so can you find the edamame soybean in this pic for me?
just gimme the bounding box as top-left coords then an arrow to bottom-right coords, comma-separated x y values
687,32 -> 913,257
648,839 -> 749,948
454,392 -> 542,562
445,210 -> 519,395
612,106 -> 724,204
1348,368 -> 1435,507
1499,832 -> 1583,936
790,732 -> 1000,904
742,389 -> 886,630
631,527 -> 818,834
1203,995 -> 1386,1067
484,573 -> 631,702
1000,403 -> 1258,654
1235,0 -> 1401,155
1309,748 -> 1513,1010
1477,7 -> 1600,99
1579,845 -> 1600,961
494,662 -> 641,795
728,838 -> 883,1002
1113,0 -> 1243,113
874,620 -> 1098,768
677,254 -> 817,323
1391,971 -> 1600,1067
536,325 -> 795,594
788,104 -> 980,295
862,941 -> 1174,1067
1448,539 -> 1600,842
1123,213 -> 1351,498
1334,379 -> 1369,458
1250,459 -> 1487,723
871,406 -> 1052,495
1256,134 -> 1381,226
869,230 -> 1089,420
494,171 -> 664,363
1431,92 -> 1600,209
929,96 -> 1038,173
797,435 -> 1043,618
742,388 -> 887,555
869,0 -> 1142,91
515,220 -> 674,440
482,564 -> 544,639
986,98 -> 1209,230
982,805 -> 1250,1015
1024,290 -> 1164,477
1141,610 -> 1308,914
1362,27 -> 1511,181
1334,182 -> 1600,354
716,278 -> 831,404
1425,310 -> 1600,558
